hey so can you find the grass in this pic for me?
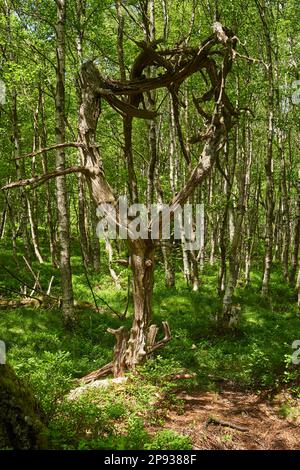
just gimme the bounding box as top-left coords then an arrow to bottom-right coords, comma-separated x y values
1,240 -> 300,448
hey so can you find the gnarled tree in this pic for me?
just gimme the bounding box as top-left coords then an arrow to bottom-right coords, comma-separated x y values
2,23 -> 238,379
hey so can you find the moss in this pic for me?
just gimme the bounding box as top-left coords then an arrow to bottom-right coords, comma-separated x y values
0,364 -> 47,449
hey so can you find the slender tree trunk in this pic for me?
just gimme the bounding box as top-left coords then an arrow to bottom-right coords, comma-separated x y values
28,103 -> 44,264
218,142 -> 234,295
12,92 -> 31,257
279,130 -> 290,280
5,3 -> 30,258
146,0 -> 158,207
169,98 -> 177,195
0,202 -> 7,239
161,241 -> 175,288
26,196 -> 43,263
157,183 -> 175,288
74,0 -> 90,270
296,268 -> 300,308
77,171 -> 90,268
244,125 -> 255,287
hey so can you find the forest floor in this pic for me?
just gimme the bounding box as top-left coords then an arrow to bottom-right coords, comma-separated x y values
150,387 -> 300,450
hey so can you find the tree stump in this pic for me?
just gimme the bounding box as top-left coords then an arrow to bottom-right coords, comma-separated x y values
0,364 -> 47,449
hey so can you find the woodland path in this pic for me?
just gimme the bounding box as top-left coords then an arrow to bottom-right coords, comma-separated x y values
151,388 -> 300,450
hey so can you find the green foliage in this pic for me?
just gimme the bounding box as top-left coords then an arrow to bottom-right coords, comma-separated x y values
14,350 -> 73,414
2,252 -> 300,449
47,385 -> 160,450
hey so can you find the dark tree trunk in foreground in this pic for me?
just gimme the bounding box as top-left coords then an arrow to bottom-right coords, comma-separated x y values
0,364 -> 47,449
55,0 -> 74,327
